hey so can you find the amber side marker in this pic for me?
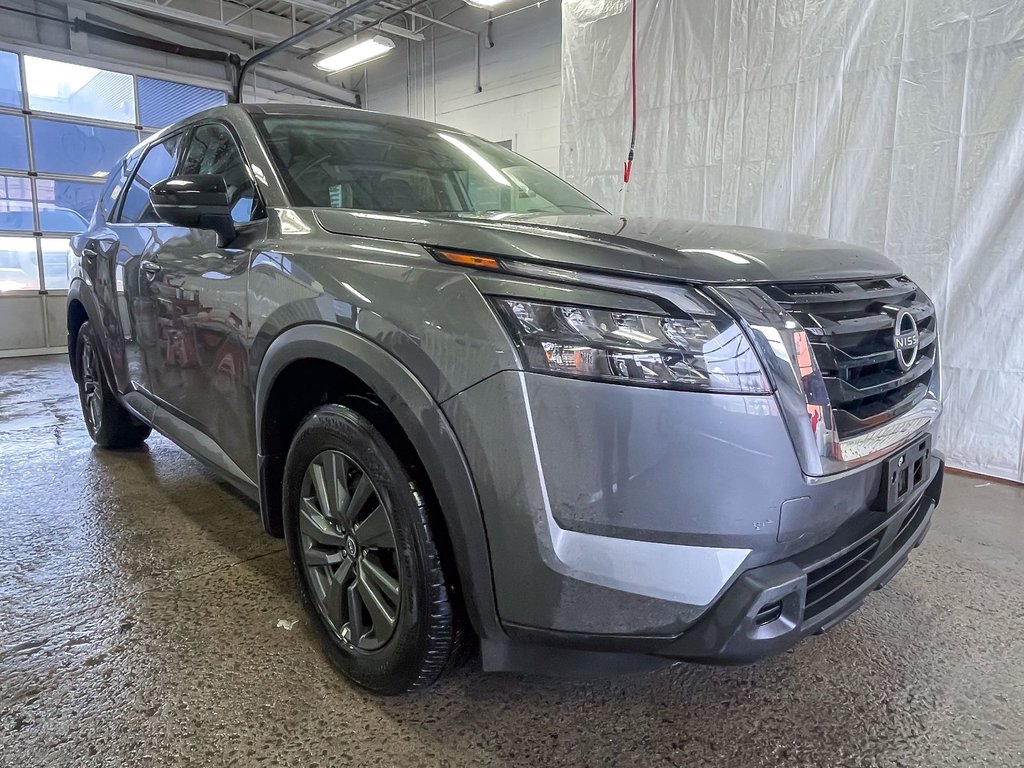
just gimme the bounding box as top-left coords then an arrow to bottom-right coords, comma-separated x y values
436,250 -> 502,270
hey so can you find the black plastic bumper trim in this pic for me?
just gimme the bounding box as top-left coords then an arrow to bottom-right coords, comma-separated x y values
657,454 -> 943,663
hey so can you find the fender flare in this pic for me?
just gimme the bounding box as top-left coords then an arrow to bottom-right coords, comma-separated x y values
66,279 -> 109,384
254,323 -> 503,640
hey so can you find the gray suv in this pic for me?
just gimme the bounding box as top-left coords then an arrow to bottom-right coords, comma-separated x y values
67,104 -> 943,694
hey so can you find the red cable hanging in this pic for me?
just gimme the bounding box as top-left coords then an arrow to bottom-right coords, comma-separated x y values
623,0 -> 638,184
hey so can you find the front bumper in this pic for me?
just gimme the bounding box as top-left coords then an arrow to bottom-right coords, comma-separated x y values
661,453 -> 942,663
484,453 -> 943,673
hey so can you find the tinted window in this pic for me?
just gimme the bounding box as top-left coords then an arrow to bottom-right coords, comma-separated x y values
180,123 -> 257,223
119,135 -> 181,223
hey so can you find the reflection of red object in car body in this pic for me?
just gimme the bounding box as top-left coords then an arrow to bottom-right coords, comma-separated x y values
157,297 -> 202,368
164,327 -> 197,368
192,309 -> 244,386
214,337 -> 244,386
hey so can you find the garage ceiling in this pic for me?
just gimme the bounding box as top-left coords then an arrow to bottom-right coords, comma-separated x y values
69,0 -> 459,103
92,0 -> 429,49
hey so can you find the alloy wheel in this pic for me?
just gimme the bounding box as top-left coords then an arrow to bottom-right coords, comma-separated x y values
80,337 -> 103,433
298,449 -> 402,652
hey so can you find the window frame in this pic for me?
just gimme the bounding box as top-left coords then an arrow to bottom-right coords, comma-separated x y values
112,130 -> 186,225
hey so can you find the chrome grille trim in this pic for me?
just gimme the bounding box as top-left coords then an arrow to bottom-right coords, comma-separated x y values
713,283 -> 941,477
763,277 -> 938,440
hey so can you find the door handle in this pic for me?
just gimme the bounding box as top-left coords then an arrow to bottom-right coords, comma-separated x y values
140,261 -> 161,278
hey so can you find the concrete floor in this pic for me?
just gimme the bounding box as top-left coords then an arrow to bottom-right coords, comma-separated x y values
0,355 -> 1021,768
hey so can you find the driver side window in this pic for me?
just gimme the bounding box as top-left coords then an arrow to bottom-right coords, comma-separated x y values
180,123 -> 260,224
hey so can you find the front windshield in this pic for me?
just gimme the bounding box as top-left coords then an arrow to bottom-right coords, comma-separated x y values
255,115 -> 605,217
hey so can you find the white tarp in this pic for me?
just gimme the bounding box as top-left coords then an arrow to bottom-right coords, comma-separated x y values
561,0 -> 1024,482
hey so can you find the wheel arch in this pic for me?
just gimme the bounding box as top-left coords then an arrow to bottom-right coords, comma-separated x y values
66,279 -> 104,383
254,323 -> 502,640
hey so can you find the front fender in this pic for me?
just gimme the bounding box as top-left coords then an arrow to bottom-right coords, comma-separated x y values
254,323 -> 503,641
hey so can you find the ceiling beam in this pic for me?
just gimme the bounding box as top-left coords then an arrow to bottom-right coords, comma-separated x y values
278,0 -> 424,40
92,0 -> 425,49
74,1 -> 360,104
96,0 -> 309,47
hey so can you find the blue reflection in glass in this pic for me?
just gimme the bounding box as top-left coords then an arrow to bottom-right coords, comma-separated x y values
37,179 -> 101,232
30,118 -> 138,176
0,114 -> 29,170
0,51 -> 21,107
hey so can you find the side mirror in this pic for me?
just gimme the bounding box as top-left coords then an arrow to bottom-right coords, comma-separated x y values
150,175 -> 236,245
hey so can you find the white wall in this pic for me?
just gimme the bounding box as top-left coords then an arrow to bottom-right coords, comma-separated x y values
561,0 -> 1024,483
364,1 -> 562,173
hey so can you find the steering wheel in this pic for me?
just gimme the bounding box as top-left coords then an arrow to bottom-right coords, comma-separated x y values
290,153 -> 335,189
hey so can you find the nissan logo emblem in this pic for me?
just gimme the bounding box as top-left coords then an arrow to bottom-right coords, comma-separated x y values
893,308 -> 920,372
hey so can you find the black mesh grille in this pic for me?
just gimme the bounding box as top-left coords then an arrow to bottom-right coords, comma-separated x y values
804,533 -> 882,619
763,277 -> 937,438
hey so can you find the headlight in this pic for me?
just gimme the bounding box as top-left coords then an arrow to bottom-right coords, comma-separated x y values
490,294 -> 771,394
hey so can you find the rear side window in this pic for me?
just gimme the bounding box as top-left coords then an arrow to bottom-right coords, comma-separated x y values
179,123 -> 259,224
118,134 -> 181,224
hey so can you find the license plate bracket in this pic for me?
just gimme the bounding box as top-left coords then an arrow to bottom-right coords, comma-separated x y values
879,434 -> 932,511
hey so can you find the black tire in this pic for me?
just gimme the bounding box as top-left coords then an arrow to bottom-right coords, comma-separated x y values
283,404 -> 464,694
75,321 -> 152,449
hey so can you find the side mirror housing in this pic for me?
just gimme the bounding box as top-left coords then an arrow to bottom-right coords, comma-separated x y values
150,175 -> 236,245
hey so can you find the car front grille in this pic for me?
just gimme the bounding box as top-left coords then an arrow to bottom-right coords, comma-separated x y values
763,277 -> 937,439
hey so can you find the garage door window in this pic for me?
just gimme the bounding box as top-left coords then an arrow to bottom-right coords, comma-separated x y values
24,57 -> 135,124
0,176 -> 34,231
36,180 -> 100,234
0,236 -> 38,292
0,114 -> 29,171
30,119 -> 139,177
0,51 -> 20,108
138,78 -> 226,129
0,49 -> 228,293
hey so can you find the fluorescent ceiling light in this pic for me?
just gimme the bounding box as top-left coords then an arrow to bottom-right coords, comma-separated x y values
316,35 -> 395,73
466,0 -> 511,7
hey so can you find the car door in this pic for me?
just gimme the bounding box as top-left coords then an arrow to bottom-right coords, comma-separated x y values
138,121 -> 263,481
107,132 -> 185,394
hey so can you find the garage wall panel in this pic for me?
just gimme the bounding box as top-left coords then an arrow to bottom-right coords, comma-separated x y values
365,1 -> 563,172
0,296 -> 46,350
561,0 -> 1024,482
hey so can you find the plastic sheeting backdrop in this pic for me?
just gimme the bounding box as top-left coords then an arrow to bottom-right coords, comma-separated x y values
561,0 -> 1024,482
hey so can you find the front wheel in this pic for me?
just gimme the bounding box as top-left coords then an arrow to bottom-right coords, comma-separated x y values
283,404 -> 464,694
75,321 -> 151,449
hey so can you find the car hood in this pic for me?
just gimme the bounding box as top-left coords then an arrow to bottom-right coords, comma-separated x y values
313,209 -> 901,284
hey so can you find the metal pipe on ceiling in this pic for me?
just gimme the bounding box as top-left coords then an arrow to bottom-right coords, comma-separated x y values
232,0 -> 385,102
